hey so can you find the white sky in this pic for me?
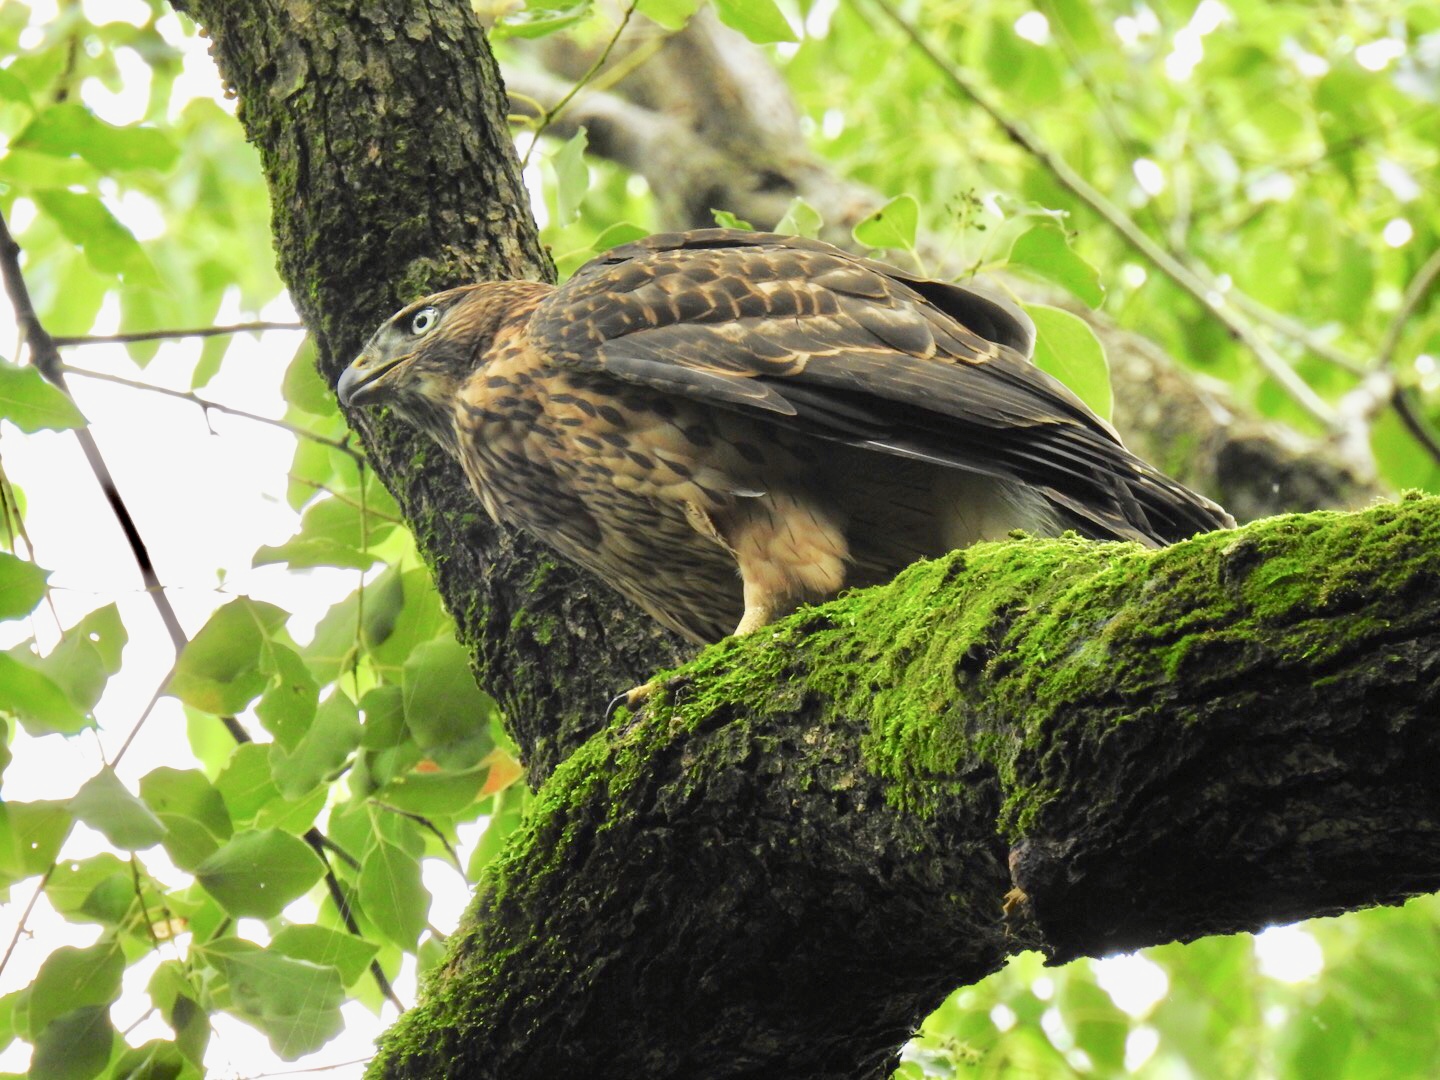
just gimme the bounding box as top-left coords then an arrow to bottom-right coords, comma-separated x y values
0,1 -> 1332,1076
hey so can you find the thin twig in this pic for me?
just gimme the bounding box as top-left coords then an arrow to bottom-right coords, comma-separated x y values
307,833 -> 405,1011
288,474 -> 404,525
0,868 -> 54,981
313,831 -> 361,872
1378,247 -> 1440,372
1224,290 -> 1368,375
866,0 -> 1341,431
1379,247 -> 1440,467
0,209 -> 189,654
374,801 -> 464,873
52,321 -> 304,346
519,0 -> 640,170
59,362 -> 361,460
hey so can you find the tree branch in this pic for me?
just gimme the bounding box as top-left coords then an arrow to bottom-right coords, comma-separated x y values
51,321 -> 303,346
57,361 -> 362,460
0,208 -> 190,655
371,496 -> 1440,1078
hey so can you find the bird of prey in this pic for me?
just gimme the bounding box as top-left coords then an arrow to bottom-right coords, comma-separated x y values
337,229 -> 1233,644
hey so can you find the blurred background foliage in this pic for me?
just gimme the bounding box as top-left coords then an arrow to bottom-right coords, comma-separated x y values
0,0 -> 1436,1076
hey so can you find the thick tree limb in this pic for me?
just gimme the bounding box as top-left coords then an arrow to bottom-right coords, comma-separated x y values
372,496 -> 1440,1078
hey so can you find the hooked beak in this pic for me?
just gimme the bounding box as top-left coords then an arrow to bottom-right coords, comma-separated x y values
336,350 -> 402,407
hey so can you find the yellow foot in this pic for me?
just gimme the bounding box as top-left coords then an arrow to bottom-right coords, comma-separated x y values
604,674 -> 690,721
605,680 -> 657,722
1002,886 -> 1030,919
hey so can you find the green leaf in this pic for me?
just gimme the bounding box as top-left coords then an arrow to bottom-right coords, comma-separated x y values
467,786 -> 529,879
713,0 -> 795,42
359,686 -> 408,750
774,197 -> 824,239
0,358 -> 85,432
29,942 -> 124,1037
27,1005 -> 114,1080
401,636 -> 496,767
190,332 -> 229,391
0,800 -> 71,887
358,837 -> 428,950
591,221 -> 649,251
109,1039 -> 188,1080
167,598 -> 290,715
1005,221 -> 1105,307
45,854 -> 134,927
214,743 -> 281,828
362,564 -> 406,650
27,604 -> 127,714
0,68 -> 34,111
1371,408 -> 1440,494
1022,303 -> 1113,421
380,761 -> 490,815
254,641 -> 319,749
18,102 -> 180,174
0,147 -> 99,190
139,767 -> 234,871
0,552 -> 48,620
551,127 -> 590,225
270,925 -> 378,988
194,828 -> 324,919
281,337 -> 331,416
253,496 -> 390,571
147,962 -> 208,1068
269,692 -> 362,800
491,0 -> 592,40
33,190 -> 160,286
635,0 -> 699,30
70,768 -> 167,851
711,208 -> 754,231
200,938 -> 344,1060
852,194 -> 920,253
0,653 -> 91,735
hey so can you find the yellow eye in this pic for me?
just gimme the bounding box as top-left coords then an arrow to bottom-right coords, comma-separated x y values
410,307 -> 439,335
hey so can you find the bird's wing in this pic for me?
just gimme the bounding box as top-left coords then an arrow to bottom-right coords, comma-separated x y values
529,229 -> 1232,544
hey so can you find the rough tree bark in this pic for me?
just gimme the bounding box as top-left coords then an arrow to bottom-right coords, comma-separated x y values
168,3 -> 1438,1078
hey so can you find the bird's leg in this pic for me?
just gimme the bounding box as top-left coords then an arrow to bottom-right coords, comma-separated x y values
728,495 -> 849,637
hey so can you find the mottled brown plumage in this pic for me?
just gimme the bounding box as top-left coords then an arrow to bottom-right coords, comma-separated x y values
337,229 -> 1232,643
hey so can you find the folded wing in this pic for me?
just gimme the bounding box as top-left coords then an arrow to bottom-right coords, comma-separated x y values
531,229 -> 1232,544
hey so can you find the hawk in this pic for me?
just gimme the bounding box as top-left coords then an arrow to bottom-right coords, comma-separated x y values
337,229 -> 1232,644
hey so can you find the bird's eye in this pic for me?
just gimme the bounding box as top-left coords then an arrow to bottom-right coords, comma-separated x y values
410,307 -> 439,336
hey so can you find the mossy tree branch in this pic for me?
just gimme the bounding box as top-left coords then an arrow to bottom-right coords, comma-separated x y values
372,496 -> 1440,1079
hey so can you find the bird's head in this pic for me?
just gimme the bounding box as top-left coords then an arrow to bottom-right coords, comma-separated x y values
336,281 -> 548,450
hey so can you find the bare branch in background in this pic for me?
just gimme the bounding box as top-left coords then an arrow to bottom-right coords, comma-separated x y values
51,320 -> 304,346
59,361 -> 361,460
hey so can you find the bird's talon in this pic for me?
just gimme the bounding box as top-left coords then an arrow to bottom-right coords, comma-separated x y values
605,680 -> 657,722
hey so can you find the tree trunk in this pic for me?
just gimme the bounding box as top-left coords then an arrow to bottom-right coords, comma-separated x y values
167,4 -> 1440,1078
171,0 -> 691,782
